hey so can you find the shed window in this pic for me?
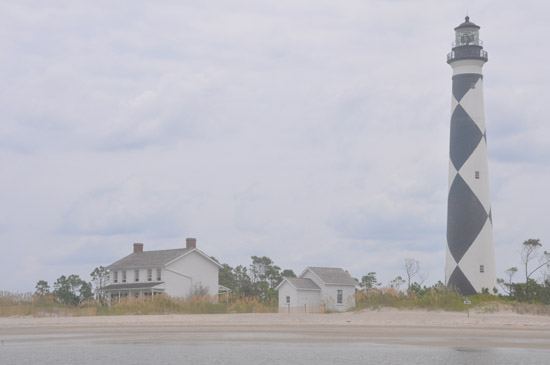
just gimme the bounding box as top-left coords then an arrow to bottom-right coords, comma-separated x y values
337,290 -> 343,304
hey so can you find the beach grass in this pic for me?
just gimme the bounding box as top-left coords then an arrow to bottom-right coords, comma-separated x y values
0,291 -> 278,317
353,287 -> 550,315
2,289 -> 549,317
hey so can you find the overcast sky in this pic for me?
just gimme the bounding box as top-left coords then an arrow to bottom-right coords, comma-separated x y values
1,1 -> 549,292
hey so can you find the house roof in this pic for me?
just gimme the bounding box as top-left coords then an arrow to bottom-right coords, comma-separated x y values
106,248 -> 222,270
107,248 -> 190,270
100,282 -> 164,291
304,267 -> 357,286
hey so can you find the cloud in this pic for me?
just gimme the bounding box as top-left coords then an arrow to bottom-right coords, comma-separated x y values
59,177 -> 189,238
1,1 -> 550,292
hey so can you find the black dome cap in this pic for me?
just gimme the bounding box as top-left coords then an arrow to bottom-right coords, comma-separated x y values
454,16 -> 481,30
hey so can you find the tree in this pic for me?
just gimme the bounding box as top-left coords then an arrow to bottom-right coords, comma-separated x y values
521,239 -> 550,300
360,272 -> 380,291
90,266 -> 109,300
53,274 -> 93,305
219,263 -> 236,290
280,269 -> 296,278
249,256 -> 282,299
266,264 -> 282,289
497,267 -> 518,296
233,265 -> 253,296
35,280 -> 50,296
53,275 -> 78,305
403,258 -> 427,290
389,276 -> 406,291
80,281 -> 94,302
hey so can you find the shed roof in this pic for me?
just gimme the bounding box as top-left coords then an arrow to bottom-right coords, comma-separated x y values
286,278 -> 321,290
305,267 -> 357,286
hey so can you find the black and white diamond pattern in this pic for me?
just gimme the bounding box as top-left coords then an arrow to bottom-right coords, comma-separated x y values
446,73 -> 495,295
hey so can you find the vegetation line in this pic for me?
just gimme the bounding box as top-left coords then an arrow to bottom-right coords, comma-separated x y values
2,287 -> 550,318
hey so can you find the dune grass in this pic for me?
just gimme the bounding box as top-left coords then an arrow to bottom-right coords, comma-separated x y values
0,291 -> 278,317
96,294 -> 278,316
2,289 -> 550,317
353,287 -> 550,315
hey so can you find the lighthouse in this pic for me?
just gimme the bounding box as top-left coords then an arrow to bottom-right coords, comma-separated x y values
445,17 -> 496,295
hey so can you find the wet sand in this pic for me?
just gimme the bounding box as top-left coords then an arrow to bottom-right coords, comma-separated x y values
1,309 -> 550,349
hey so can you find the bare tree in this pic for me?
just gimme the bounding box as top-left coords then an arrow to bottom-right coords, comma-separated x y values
521,239 -> 550,300
404,258 -> 426,290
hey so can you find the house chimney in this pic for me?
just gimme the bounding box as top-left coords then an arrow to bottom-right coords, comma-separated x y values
133,243 -> 144,253
186,238 -> 196,249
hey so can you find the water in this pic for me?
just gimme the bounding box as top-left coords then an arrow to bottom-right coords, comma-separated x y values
1,341 -> 549,365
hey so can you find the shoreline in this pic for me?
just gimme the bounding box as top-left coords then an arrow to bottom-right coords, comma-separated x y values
2,309 -> 550,349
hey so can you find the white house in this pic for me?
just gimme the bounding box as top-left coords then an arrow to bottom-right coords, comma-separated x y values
276,267 -> 357,313
100,238 -> 222,300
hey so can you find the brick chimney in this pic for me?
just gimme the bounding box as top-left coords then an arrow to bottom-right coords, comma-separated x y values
133,243 -> 144,253
186,238 -> 196,249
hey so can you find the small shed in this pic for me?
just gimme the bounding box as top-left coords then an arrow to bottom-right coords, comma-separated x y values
276,267 -> 357,313
276,278 -> 321,313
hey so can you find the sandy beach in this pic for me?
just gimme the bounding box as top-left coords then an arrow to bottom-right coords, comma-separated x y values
2,309 -> 550,349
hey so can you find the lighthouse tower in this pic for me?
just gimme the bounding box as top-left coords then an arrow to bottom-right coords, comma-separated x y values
445,17 -> 496,295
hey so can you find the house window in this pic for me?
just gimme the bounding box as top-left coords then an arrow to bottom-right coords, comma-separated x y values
156,268 -> 162,281
475,171 -> 480,179
480,265 -> 485,273
286,296 -> 290,304
337,290 -> 343,304
134,270 -> 139,282
113,271 -> 118,283
122,270 -> 127,283
147,269 -> 152,282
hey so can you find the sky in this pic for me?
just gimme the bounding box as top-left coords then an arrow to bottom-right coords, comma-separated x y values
1,0 -> 549,293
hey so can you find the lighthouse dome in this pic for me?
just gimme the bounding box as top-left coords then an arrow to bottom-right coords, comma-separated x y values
454,16 -> 481,30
